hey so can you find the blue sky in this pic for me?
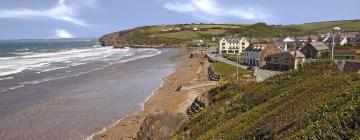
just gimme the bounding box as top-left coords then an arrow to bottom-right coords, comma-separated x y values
0,0 -> 359,39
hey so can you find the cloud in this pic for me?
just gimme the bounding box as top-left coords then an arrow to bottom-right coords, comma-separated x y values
0,0 -> 97,26
55,29 -> 73,38
164,0 -> 270,22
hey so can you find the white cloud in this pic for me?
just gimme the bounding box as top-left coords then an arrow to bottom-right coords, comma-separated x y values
0,0 -> 97,26
55,29 -> 73,38
164,0 -> 270,22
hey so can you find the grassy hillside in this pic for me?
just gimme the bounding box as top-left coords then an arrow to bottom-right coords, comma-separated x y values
283,20 -> 360,34
172,61 -> 360,139
100,20 -> 360,47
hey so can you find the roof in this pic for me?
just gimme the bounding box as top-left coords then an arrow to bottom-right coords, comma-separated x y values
283,37 -> 295,42
221,36 -> 246,43
244,44 -> 279,53
309,42 -> 330,51
289,51 -> 305,58
334,49 -> 357,56
244,44 -> 267,52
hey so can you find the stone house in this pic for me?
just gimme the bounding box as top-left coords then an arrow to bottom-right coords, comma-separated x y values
265,51 -> 305,71
300,42 -> 330,59
243,43 -> 281,67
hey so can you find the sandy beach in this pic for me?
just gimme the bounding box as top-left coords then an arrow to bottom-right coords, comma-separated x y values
93,49 -> 217,140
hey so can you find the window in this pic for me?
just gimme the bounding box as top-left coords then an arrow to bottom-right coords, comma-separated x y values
222,43 -> 225,45
285,58 -> 290,61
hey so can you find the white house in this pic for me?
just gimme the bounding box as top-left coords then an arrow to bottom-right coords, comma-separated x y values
218,37 -> 250,54
193,27 -> 200,31
340,37 -> 348,46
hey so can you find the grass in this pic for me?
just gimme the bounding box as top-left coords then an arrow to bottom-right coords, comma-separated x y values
212,62 -> 250,80
223,54 -> 244,62
172,61 -> 360,139
198,29 -> 227,35
157,31 -> 199,40
284,20 -> 360,34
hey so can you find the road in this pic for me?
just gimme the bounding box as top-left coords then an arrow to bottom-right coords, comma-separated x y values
206,53 -> 281,82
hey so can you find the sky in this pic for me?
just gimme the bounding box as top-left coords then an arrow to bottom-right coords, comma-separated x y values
0,0 -> 359,39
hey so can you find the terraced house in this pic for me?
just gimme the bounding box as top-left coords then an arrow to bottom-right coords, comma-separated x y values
243,43 -> 281,67
218,36 -> 250,54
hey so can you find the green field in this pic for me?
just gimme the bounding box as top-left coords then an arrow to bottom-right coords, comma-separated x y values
172,61 -> 360,139
157,31 -> 199,40
198,29 -> 227,35
212,62 -> 250,80
284,20 -> 360,34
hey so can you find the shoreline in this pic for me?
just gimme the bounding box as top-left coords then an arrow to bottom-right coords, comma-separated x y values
92,48 -> 216,140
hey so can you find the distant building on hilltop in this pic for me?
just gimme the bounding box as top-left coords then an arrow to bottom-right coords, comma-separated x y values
218,36 -> 250,54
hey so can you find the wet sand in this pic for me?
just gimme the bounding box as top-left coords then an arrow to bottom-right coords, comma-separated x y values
0,48 -> 186,140
93,50 -> 217,140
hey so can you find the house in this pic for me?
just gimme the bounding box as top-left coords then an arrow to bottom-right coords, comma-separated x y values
274,42 -> 299,52
296,35 -> 319,42
243,43 -> 281,67
265,51 -> 306,71
300,42 -> 330,59
174,27 -> 182,31
340,37 -> 348,46
333,49 -> 357,60
335,60 -> 360,73
218,36 -> 250,54
161,27 -> 173,32
340,31 -> 360,38
348,35 -> 360,46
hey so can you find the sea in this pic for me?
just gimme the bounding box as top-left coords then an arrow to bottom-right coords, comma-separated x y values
0,39 -> 184,140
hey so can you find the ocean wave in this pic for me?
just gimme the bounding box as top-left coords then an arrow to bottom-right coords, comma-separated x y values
0,48 -> 162,93
0,76 -> 14,81
0,46 -> 132,76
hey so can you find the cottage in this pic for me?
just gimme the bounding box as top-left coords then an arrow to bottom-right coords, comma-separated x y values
300,42 -> 330,59
243,43 -> 281,67
218,36 -> 250,54
333,49 -> 357,60
265,51 -> 305,71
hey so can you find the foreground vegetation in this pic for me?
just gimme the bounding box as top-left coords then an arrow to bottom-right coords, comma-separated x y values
172,61 -> 360,139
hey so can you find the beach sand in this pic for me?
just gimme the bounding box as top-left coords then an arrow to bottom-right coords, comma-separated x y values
93,49 -> 216,140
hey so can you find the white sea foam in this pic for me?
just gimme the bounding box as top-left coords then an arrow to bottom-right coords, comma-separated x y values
0,48 -> 162,93
0,46 -> 132,76
0,77 -> 14,81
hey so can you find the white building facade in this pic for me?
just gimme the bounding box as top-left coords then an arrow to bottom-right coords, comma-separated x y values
219,37 -> 250,54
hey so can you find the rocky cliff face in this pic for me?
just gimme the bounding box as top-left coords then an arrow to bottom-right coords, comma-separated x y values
99,29 -> 134,48
136,112 -> 187,140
